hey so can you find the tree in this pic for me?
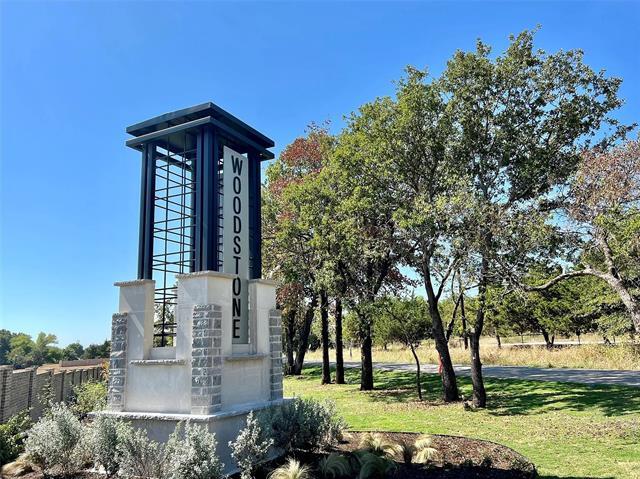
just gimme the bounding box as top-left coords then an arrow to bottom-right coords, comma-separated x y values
441,29 -> 628,407
82,340 -> 110,359
62,342 -> 85,361
521,140 -> 640,333
30,332 -> 60,365
7,333 -> 35,368
0,329 -> 14,365
327,100 -> 404,390
352,67 -> 463,401
379,296 -> 432,400
263,125 -> 332,377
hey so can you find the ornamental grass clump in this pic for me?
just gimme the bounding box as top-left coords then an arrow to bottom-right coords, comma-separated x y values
229,411 -> 274,479
358,433 -> 401,458
24,403 -> 84,477
268,458 -> 311,479
164,421 -> 224,479
258,398 -> 346,452
116,425 -> 165,479
318,452 -> 352,478
412,435 -> 437,464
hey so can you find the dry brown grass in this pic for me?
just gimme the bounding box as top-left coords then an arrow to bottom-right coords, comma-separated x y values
306,339 -> 640,370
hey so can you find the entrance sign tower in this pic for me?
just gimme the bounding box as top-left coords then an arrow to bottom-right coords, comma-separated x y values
104,103 -> 282,472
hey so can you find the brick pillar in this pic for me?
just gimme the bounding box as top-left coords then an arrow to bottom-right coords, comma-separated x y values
0,366 -> 12,423
191,304 -> 222,415
26,368 -> 36,409
107,312 -> 128,411
269,309 -> 283,400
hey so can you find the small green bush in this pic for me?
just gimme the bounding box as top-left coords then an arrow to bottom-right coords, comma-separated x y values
258,398 -> 346,452
89,415 -> 126,477
24,403 -> 84,476
229,411 -> 274,479
0,411 -> 31,466
116,425 -> 165,479
72,380 -> 107,418
164,421 -> 224,479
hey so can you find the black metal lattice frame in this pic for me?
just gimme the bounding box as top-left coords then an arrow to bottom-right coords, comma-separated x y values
150,134 -> 196,346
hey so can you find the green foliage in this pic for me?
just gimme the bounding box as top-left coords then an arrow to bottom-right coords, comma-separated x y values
257,398 -> 346,452
318,453 -> 351,478
71,380 -> 107,418
24,403 -> 84,476
229,411 -> 273,479
164,421 -> 224,479
268,458 -> 311,479
353,450 -> 395,479
116,424 -> 165,479
0,411 -> 31,466
89,415 -> 125,477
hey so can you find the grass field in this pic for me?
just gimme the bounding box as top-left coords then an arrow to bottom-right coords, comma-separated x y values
284,366 -> 640,479
305,342 -> 640,370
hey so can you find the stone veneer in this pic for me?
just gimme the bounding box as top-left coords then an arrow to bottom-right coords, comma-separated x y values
269,309 -> 283,400
191,304 -> 223,415
107,312 -> 128,411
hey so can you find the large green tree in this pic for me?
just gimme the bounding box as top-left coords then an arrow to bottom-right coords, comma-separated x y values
441,30 -> 629,407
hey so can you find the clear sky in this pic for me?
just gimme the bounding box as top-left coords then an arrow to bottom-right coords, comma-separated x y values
1,1 -> 638,347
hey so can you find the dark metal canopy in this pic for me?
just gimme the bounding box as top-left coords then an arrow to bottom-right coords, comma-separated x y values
126,102 -> 275,160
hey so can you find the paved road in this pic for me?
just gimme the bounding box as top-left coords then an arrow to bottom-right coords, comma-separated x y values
317,361 -> 640,387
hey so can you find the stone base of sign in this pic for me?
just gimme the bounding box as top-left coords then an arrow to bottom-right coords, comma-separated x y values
104,271 -> 283,473
98,398 -> 285,475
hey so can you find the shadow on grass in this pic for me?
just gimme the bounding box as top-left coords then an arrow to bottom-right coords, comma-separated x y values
294,366 -> 640,418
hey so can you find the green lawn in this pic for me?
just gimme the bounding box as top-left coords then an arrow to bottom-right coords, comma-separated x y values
284,366 -> 640,479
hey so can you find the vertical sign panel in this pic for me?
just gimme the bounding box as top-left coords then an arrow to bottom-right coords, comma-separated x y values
223,146 -> 249,343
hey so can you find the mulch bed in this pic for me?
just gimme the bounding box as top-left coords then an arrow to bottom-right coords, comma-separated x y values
249,431 -> 537,479
10,432 -> 536,479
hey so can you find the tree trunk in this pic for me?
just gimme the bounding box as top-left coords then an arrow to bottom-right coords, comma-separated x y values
409,344 -> 423,401
360,314 -> 374,391
320,290 -> 331,385
292,293 -> 318,375
423,265 -> 459,402
283,309 -> 297,375
335,297 -> 345,384
541,328 -> 554,349
496,333 -> 502,349
602,273 -> 640,334
469,252 -> 488,409
459,285 -> 469,350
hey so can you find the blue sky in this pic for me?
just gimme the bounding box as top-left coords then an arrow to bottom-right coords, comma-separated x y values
1,1 -> 638,347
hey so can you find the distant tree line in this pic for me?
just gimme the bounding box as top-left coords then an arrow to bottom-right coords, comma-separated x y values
263,29 -> 639,408
0,329 -> 110,369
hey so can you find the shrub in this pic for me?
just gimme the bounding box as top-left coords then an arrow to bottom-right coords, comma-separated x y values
268,458 -> 311,479
413,435 -> 437,464
258,398 -> 346,452
89,415 -> 125,477
353,451 -> 394,479
318,453 -> 351,478
116,425 -> 165,479
72,380 -> 107,418
229,411 -> 273,479
24,403 -> 83,476
358,433 -> 400,458
0,411 -> 31,466
164,421 -> 224,479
